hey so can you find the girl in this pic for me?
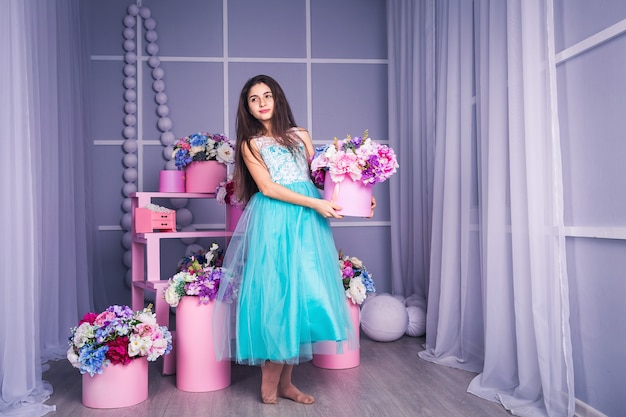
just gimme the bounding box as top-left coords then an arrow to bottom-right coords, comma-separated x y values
214,74 -> 358,404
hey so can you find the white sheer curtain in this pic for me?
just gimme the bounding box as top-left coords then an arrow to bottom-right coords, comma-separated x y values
0,1 -> 95,415
388,0 -> 575,416
387,0 -> 436,301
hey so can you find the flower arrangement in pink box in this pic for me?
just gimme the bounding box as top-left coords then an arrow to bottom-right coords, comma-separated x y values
164,243 -> 227,307
310,130 -> 399,187
66,305 -> 172,376
339,251 -> 376,305
171,132 -> 235,169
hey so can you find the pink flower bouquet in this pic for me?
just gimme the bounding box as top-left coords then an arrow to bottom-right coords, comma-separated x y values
310,130 -> 399,187
67,305 -> 173,376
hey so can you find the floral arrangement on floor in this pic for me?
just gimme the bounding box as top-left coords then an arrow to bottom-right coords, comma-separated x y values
67,305 -> 172,376
339,251 -> 376,305
171,132 -> 235,169
310,129 -> 399,186
164,243 -> 225,307
216,174 -> 243,207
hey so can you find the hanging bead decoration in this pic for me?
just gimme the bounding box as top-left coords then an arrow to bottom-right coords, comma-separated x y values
120,3 -> 197,296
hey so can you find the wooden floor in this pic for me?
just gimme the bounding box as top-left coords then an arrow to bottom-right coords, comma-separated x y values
43,335 -> 512,417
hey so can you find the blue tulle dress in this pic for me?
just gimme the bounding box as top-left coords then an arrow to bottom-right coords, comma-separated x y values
213,135 -> 354,366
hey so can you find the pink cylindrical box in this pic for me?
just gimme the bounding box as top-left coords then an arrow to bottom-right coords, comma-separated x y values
176,297 -> 231,392
185,161 -> 227,193
323,175 -> 373,217
312,299 -> 360,369
82,356 -> 148,408
159,170 -> 185,193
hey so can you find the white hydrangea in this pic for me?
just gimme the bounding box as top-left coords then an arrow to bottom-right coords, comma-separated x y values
72,322 -> 94,348
66,347 -> 80,368
164,284 -> 180,307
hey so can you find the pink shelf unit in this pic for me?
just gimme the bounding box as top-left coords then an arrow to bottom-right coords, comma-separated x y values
129,191 -> 234,375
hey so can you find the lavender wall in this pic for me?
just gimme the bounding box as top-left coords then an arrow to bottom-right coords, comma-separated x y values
86,0 -> 391,305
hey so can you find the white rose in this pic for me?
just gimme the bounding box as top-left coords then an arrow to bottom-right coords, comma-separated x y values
135,311 -> 156,325
216,143 -> 234,164
349,257 -> 363,269
345,277 -> 367,305
128,335 -> 142,357
216,186 -> 227,204
164,285 -> 180,307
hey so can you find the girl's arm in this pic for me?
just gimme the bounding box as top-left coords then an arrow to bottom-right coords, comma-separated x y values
242,135 -> 343,219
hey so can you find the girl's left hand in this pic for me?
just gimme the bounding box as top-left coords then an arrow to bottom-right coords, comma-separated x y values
369,196 -> 377,218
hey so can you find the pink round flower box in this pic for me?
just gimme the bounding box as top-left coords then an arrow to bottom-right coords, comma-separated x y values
159,170 -> 185,193
185,161 -> 227,193
82,356 -> 148,408
323,175 -> 373,218
176,296 -> 231,392
312,299 -> 360,369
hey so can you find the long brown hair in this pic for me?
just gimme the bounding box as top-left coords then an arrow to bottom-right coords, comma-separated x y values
234,74 -> 302,204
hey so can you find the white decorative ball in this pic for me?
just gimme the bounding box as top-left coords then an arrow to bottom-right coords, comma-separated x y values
120,212 -> 133,231
392,294 -> 406,305
122,126 -> 136,139
124,51 -> 137,64
124,269 -> 132,288
123,168 -> 138,183
405,293 -> 427,310
145,30 -> 158,43
162,145 -> 174,160
165,160 -> 177,170
148,56 -> 160,68
155,91 -> 168,104
143,17 -> 157,30
124,89 -> 137,102
176,208 -> 193,227
123,153 -> 138,168
123,76 -> 136,89
156,104 -> 169,117
146,43 -> 159,56
123,250 -> 132,268
360,294 -> 409,342
123,114 -> 137,127
121,232 -> 132,250
122,182 -> 137,197
124,101 -> 137,115
405,306 -> 426,337
185,244 -> 204,257
123,27 -> 135,40
123,39 -> 136,53
152,79 -> 165,93
123,64 -> 136,77
157,117 -> 172,132
180,226 -> 197,245
127,4 -> 139,16
123,15 -> 136,28
121,197 -> 132,212
139,6 -> 151,19
152,67 -> 165,80
122,139 -> 138,153
169,198 -> 189,209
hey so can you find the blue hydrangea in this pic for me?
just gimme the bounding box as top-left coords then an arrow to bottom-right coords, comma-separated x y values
78,344 -> 110,376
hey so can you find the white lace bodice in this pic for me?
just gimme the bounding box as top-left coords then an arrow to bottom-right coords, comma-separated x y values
254,136 -> 311,185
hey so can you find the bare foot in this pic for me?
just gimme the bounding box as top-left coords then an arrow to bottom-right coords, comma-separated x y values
279,383 -> 315,404
261,363 -> 282,404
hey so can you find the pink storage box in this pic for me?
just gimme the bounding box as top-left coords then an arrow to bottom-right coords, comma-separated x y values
134,208 -> 176,233
159,170 -> 185,193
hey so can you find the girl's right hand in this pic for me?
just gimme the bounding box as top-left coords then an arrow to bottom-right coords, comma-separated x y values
313,198 -> 343,219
